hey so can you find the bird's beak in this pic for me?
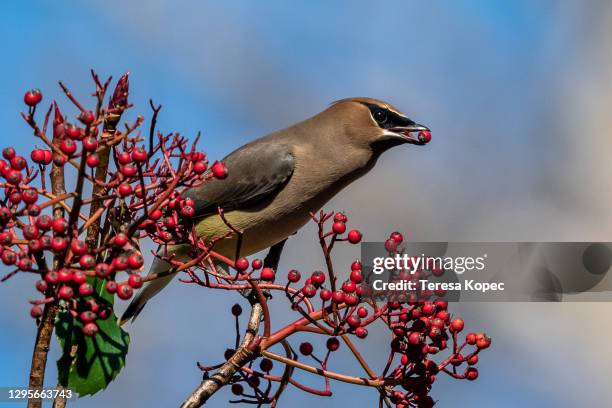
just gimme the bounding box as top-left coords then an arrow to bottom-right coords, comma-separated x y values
386,123 -> 431,145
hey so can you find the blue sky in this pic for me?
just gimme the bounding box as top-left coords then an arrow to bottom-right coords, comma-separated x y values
1,1 -> 612,407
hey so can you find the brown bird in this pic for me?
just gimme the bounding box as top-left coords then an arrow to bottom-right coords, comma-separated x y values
120,97 -> 430,324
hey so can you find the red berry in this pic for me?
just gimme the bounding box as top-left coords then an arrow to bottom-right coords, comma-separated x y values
83,322 -> 99,337
390,231 -> 404,243
52,218 -> 68,234
1,250 -> 16,265
355,327 -> 368,338
82,136 -> 98,152
105,280 -> 118,294
357,307 -> 368,318
128,274 -> 143,289
116,283 -> 133,300
251,259 -> 263,270
23,224 -> 40,240
72,270 -> 87,285
231,303 -> 242,316
51,237 -> 68,252
193,161 -> 207,174
465,333 -> 477,345
112,233 -> 128,247
36,215 -> 53,230
319,289 -> 332,301
58,285 -> 74,299
80,311 -> 96,323
59,139 -> 77,156
326,337 -> 340,351
149,209 -> 163,220
117,151 -> 132,165
79,254 -> 96,269
421,302 -> 435,316
408,332 -> 423,345
57,268 -> 72,283
467,354 -> 479,365
44,270 -> 59,284
450,318 -> 465,333
127,252 -> 144,269
418,130 -> 432,144
180,205 -> 195,217
332,221 -> 346,234
31,149 -> 46,164
35,280 -> 48,292
17,258 -> 32,271
384,238 -> 398,252
342,280 -> 356,293
10,155 -> 26,170
260,267 -> 275,281
95,263 -> 112,278
42,150 -> 53,164
350,269 -> 362,283
310,270 -> 325,286
64,123 -> 81,140
79,283 -> 94,297
259,358 -> 273,372
70,239 -> 88,255
22,189 -> 38,204
235,257 -> 249,271
347,229 -> 362,244
112,254 -> 128,271
120,164 -> 137,177
476,334 -> 491,349
344,292 -> 359,306
287,269 -> 300,282
351,260 -> 362,271
30,305 -> 44,318
78,110 -> 95,125
465,367 -> 478,381
301,284 -> 317,298
24,89 -> 43,106
211,161 -> 228,179
333,212 -> 347,223
347,315 -> 361,328
117,183 -> 134,197
131,146 -> 148,163
2,147 -> 16,161
331,291 -> 345,304
5,169 -> 23,185
299,342 -> 313,356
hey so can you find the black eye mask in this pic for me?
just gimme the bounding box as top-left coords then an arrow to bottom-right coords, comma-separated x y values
362,103 -> 417,130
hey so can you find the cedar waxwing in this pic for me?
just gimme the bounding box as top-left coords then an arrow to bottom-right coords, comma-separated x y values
120,97 -> 430,324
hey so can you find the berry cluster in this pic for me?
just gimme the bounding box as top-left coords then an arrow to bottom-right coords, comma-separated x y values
190,216 -> 490,407
1,75 -> 227,336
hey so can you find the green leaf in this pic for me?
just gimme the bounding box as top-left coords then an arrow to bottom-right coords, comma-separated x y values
55,280 -> 130,396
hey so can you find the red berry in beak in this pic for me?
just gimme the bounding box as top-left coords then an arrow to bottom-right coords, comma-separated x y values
418,130 -> 432,144
24,89 -> 43,106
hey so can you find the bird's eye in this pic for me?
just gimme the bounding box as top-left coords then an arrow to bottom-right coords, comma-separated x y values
373,110 -> 387,124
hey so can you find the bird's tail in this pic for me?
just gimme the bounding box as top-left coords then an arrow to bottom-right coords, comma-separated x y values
119,255 -> 176,325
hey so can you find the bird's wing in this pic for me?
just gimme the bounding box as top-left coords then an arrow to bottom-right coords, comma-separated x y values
184,142 -> 295,216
